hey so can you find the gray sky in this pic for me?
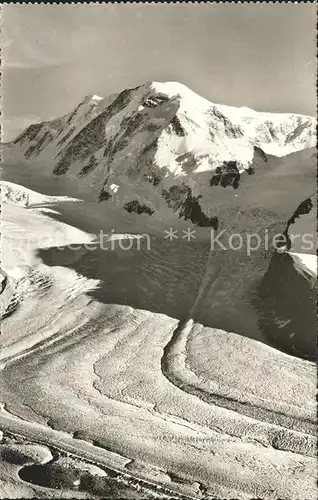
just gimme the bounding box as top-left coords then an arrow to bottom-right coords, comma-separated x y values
3,3 -> 316,140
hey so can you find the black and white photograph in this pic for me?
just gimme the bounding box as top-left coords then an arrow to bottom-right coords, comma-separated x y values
0,3 -> 316,499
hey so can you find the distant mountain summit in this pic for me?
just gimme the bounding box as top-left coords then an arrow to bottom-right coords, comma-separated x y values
5,81 -> 316,223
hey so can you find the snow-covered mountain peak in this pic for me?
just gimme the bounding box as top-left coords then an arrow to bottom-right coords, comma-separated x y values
91,94 -> 104,102
6,80 -> 316,211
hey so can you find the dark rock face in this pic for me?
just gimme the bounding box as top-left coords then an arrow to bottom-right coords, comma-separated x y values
25,131 -> 53,159
256,194 -> 316,361
124,200 -> 155,215
98,190 -> 112,202
265,120 -> 279,141
209,106 -> 244,138
162,184 -> 189,212
142,93 -> 170,108
253,146 -> 268,163
19,463 -> 81,489
120,113 -> 144,137
19,459 -> 147,497
177,152 -> 199,175
169,116 -> 186,137
209,147 -> 267,189
143,162 -> 168,187
79,155 -> 98,177
57,127 -> 76,147
256,251 -> 316,360
66,102 -> 83,125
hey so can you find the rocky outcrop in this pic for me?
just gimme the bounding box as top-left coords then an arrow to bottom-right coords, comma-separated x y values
0,180 -> 81,207
124,200 -> 155,216
256,251 -> 316,360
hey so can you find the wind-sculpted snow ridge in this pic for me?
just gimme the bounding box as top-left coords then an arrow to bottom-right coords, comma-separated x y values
0,182 -> 316,499
289,252 -> 317,279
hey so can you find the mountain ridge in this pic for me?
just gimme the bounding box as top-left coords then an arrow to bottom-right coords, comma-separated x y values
3,81 -> 316,226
